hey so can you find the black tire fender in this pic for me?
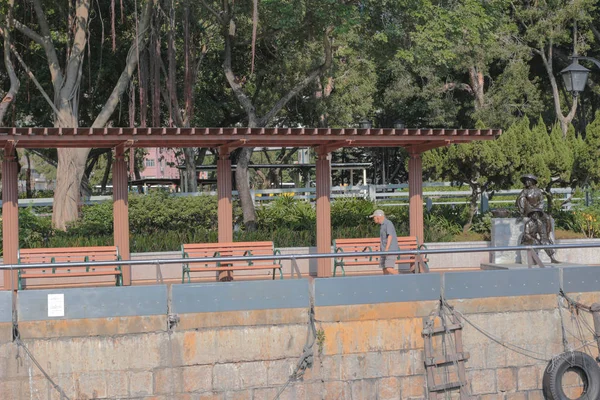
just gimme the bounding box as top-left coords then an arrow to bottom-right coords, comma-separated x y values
542,351 -> 600,400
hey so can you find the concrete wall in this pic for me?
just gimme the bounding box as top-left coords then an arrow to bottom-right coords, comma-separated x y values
1,267 -> 600,399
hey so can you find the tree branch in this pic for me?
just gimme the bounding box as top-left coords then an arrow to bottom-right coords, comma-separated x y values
93,0 -> 154,128
30,0 -> 64,89
5,39 -> 68,124
223,14 -> 258,125
199,0 -> 223,24
59,0 -> 90,101
259,26 -> 334,126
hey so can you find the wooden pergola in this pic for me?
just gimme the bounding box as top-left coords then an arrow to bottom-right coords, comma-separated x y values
0,127 -> 501,289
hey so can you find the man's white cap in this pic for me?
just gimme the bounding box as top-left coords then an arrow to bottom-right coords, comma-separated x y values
369,209 -> 385,218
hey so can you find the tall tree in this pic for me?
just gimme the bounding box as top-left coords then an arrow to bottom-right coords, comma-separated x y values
201,0 -> 338,229
510,0 -> 595,136
5,0 -> 154,229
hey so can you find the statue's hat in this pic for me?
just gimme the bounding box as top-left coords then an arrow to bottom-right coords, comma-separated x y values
520,174 -> 538,184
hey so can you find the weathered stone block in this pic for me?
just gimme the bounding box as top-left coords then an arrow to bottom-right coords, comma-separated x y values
129,370 -> 153,396
75,371 -> 107,399
468,369 -> 496,395
197,392 -> 225,399
526,389 -> 544,400
399,375 -> 425,398
319,355 -> 342,381
224,389 -> 252,400
238,361 -> 268,389
182,365 -> 212,393
266,359 -> 295,386
213,363 -> 241,391
377,376 -> 401,400
350,378 -> 378,400
517,366 -> 539,391
497,367 -> 517,392
105,370 -> 129,398
323,380 -> 351,400
505,392 -> 527,400
252,387 -> 279,400
386,350 -> 413,377
154,367 -> 183,394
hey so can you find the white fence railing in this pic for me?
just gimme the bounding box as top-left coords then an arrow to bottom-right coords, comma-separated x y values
4,184 -> 585,212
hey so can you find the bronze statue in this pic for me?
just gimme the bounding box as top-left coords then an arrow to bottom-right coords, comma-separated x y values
516,174 -> 559,263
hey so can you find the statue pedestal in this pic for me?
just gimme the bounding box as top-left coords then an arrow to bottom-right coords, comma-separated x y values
486,218 -> 555,266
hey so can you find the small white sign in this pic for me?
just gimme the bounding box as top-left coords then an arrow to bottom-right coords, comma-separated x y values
47,294 -> 65,317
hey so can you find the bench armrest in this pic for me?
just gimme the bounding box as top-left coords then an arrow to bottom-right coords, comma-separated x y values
243,250 -> 253,265
273,249 -> 282,265
362,246 -> 374,261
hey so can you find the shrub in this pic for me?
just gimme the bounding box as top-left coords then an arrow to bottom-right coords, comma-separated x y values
256,197 -> 315,231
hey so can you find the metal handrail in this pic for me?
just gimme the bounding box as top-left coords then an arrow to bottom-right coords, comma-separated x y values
1,242 -> 599,270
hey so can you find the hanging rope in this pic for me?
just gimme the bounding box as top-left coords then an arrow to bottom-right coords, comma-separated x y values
441,299 -> 549,362
272,297 -> 318,400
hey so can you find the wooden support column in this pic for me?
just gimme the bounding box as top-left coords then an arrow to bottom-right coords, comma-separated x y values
2,145 -> 18,290
316,150 -> 332,278
408,151 -> 424,242
113,145 -> 131,285
217,149 -> 233,281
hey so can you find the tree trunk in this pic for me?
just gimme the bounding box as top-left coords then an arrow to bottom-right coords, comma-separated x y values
183,147 -> 198,192
463,185 -> 480,233
468,66 -> 485,110
101,151 -> 113,195
537,46 -> 577,137
236,147 -> 257,231
52,148 -> 89,229
25,151 -> 33,198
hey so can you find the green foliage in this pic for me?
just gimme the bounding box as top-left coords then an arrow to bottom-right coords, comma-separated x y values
18,208 -> 53,249
256,197 -> 315,231
331,198 -> 375,228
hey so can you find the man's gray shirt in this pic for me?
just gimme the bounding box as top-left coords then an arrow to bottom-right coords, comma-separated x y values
380,218 -> 399,252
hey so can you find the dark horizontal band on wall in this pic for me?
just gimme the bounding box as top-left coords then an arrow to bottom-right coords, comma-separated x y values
314,274 -> 442,307
443,269 -> 560,300
171,279 -> 310,314
563,266 -> 600,293
17,285 -> 167,321
7,267 -> 600,321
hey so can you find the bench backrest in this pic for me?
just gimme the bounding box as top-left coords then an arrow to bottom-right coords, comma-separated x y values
18,246 -> 119,264
182,241 -> 275,258
334,236 -> 419,252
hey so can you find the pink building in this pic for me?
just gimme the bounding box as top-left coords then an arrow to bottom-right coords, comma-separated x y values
140,148 -> 180,179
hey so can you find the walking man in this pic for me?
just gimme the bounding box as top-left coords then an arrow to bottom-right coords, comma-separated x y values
369,209 -> 399,275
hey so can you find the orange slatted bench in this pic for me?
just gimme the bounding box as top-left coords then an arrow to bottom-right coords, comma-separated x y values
332,236 -> 429,277
17,246 -> 122,290
181,241 -> 283,283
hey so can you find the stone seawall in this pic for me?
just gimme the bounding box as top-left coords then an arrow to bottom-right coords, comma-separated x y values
1,267 -> 599,399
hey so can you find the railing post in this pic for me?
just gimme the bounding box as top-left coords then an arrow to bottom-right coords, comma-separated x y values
368,185 -> 376,202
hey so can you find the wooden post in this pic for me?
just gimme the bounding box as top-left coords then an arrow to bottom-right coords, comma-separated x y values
113,145 -> 131,285
217,149 -> 233,281
2,145 -> 19,290
316,150 -> 332,278
408,151 -> 424,242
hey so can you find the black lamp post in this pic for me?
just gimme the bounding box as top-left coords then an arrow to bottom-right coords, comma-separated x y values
561,56 -> 600,96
